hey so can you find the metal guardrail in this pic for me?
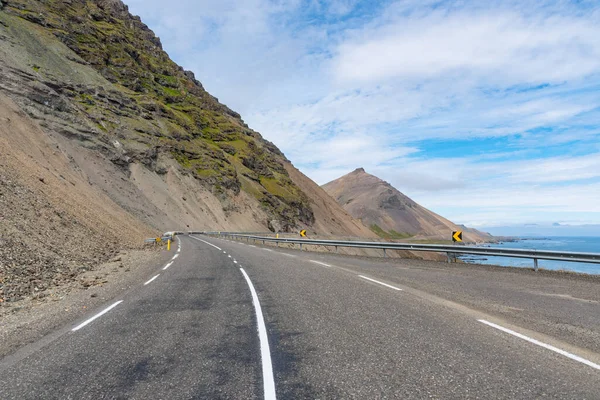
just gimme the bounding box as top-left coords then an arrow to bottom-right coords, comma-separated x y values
198,232 -> 600,271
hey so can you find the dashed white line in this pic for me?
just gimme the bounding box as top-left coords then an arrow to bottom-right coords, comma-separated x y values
72,301 -> 123,332
239,268 -> 277,400
359,275 -> 402,291
189,236 -> 222,251
233,260 -> 238,264
228,255 -> 232,258
144,274 -> 160,285
310,260 -> 331,268
163,261 -> 174,270
172,254 -> 179,260
478,320 -> 600,371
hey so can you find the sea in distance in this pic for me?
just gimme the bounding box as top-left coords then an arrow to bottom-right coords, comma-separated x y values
461,236 -> 600,275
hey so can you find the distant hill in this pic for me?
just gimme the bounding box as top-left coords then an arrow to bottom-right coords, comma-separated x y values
322,168 -> 493,243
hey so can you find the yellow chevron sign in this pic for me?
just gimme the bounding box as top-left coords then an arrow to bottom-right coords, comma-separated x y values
300,229 -> 307,237
452,231 -> 463,242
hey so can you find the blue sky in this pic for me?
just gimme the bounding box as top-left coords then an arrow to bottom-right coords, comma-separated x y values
125,0 -> 600,233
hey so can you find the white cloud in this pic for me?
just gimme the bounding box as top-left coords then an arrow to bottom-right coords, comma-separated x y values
123,0 -> 600,227
333,8 -> 600,85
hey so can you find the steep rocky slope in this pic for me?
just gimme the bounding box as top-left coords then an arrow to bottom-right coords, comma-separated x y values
0,0 -> 381,304
323,168 -> 493,243
0,93 -> 155,303
0,0 -> 316,231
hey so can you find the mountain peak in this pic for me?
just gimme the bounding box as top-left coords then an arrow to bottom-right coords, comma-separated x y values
323,170 -> 491,242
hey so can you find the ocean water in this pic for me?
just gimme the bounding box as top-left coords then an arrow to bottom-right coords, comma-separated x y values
461,236 -> 600,275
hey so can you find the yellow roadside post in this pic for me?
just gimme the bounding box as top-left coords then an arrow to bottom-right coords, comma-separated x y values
167,239 -> 171,251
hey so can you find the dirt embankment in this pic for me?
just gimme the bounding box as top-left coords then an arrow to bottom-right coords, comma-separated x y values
0,94 -> 156,304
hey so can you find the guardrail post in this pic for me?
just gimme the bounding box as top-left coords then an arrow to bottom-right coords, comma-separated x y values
534,258 -> 538,271
383,248 -> 387,258
300,243 -> 303,251
447,252 -> 452,263
335,246 -> 338,254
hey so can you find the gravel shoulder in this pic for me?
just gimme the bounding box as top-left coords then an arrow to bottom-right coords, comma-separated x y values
0,246 -> 172,358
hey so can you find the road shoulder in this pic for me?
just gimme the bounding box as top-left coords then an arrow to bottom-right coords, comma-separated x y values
0,247 -> 172,358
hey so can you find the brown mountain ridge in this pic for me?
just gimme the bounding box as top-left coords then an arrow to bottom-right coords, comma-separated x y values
323,168 -> 493,243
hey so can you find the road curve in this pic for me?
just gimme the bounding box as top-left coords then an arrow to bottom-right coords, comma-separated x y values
0,235 -> 598,399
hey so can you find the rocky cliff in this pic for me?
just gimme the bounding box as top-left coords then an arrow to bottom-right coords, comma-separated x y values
0,0 -> 318,231
0,0 -> 373,305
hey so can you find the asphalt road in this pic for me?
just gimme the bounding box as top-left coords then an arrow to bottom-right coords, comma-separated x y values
1,235 -> 599,399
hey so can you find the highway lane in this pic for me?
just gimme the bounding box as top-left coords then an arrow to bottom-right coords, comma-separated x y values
211,236 -> 600,398
221,236 -> 600,355
0,235 -> 599,399
0,236 -> 262,399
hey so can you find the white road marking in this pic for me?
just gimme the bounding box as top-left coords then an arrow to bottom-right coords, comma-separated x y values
72,301 -> 123,331
359,275 -> 402,291
223,251 -> 227,254
172,254 -> 179,260
249,245 -> 256,248
189,236 -> 222,251
263,248 -> 273,252
310,260 -> 331,268
234,260 -> 238,264
280,253 -> 295,258
144,274 -> 160,285
478,320 -> 600,371
163,261 -> 173,270
228,255 -> 232,258
239,268 -> 277,400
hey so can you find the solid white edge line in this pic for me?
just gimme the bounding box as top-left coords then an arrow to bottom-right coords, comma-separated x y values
280,253 -> 295,258
144,274 -> 160,285
239,268 -> 277,400
263,248 -> 273,252
310,260 -> 331,267
163,261 -> 173,270
172,254 -> 179,260
358,275 -> 402,291
478,320 -> 600,371
189,236 -> 222,251
72,300 -> 123,331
